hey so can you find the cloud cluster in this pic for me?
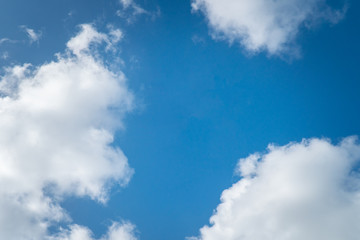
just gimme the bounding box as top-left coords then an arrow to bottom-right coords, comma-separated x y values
0,24 -> 136,239
192,137 -> 360,240
192,0 -> 346,56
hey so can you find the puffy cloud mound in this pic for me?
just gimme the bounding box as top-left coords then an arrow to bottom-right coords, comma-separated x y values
193,137 -> 360,240
0,24 -> 136,239
192,0 -> 346,56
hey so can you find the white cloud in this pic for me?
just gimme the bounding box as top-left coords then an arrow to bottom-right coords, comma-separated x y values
0,38 -> 17,45
192,0 -> 346,56
66,24 -> 124,55
117,0 -> 160,23
0,24 -> 136,240
109,28 -> 124,44
66,24 -> 109,55
51,222 -> 137,240
119,0 -> 134,9
118,0 -> 147,15
192,137 -> 360,240
21,26 -> 42,44
0,38 -> 11,44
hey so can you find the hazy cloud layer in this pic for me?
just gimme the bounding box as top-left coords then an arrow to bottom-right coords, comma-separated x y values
192,0 -> 346,56
192,137 -> 360,240
0,24 -> 136,240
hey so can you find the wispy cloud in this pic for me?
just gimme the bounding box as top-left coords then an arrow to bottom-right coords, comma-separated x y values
119,0 -> 134,9
0,38 -> 10,44
117,0 -> 161,23
192,35 -> 206,45
20,26 -> 42,44
0,38 -> 17,45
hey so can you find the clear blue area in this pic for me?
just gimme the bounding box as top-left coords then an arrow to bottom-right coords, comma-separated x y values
0,0 -> 359,239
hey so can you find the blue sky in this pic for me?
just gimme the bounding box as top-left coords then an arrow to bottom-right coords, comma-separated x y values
1,0 -> 360,240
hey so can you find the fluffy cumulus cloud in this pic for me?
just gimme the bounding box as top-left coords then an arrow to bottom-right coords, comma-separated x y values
192,0 -> 346,56
192,137 -> 360,240
0,24 -> 136,240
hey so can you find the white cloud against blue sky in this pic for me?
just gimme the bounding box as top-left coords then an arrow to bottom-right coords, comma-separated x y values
192,0 -> 346,56
20,26 -> 42,44
0,24 -> 135,240
116,0 -> 160,24
50,222 -> 137,240
0,0 -> 359,240
190,137 -> 360,240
